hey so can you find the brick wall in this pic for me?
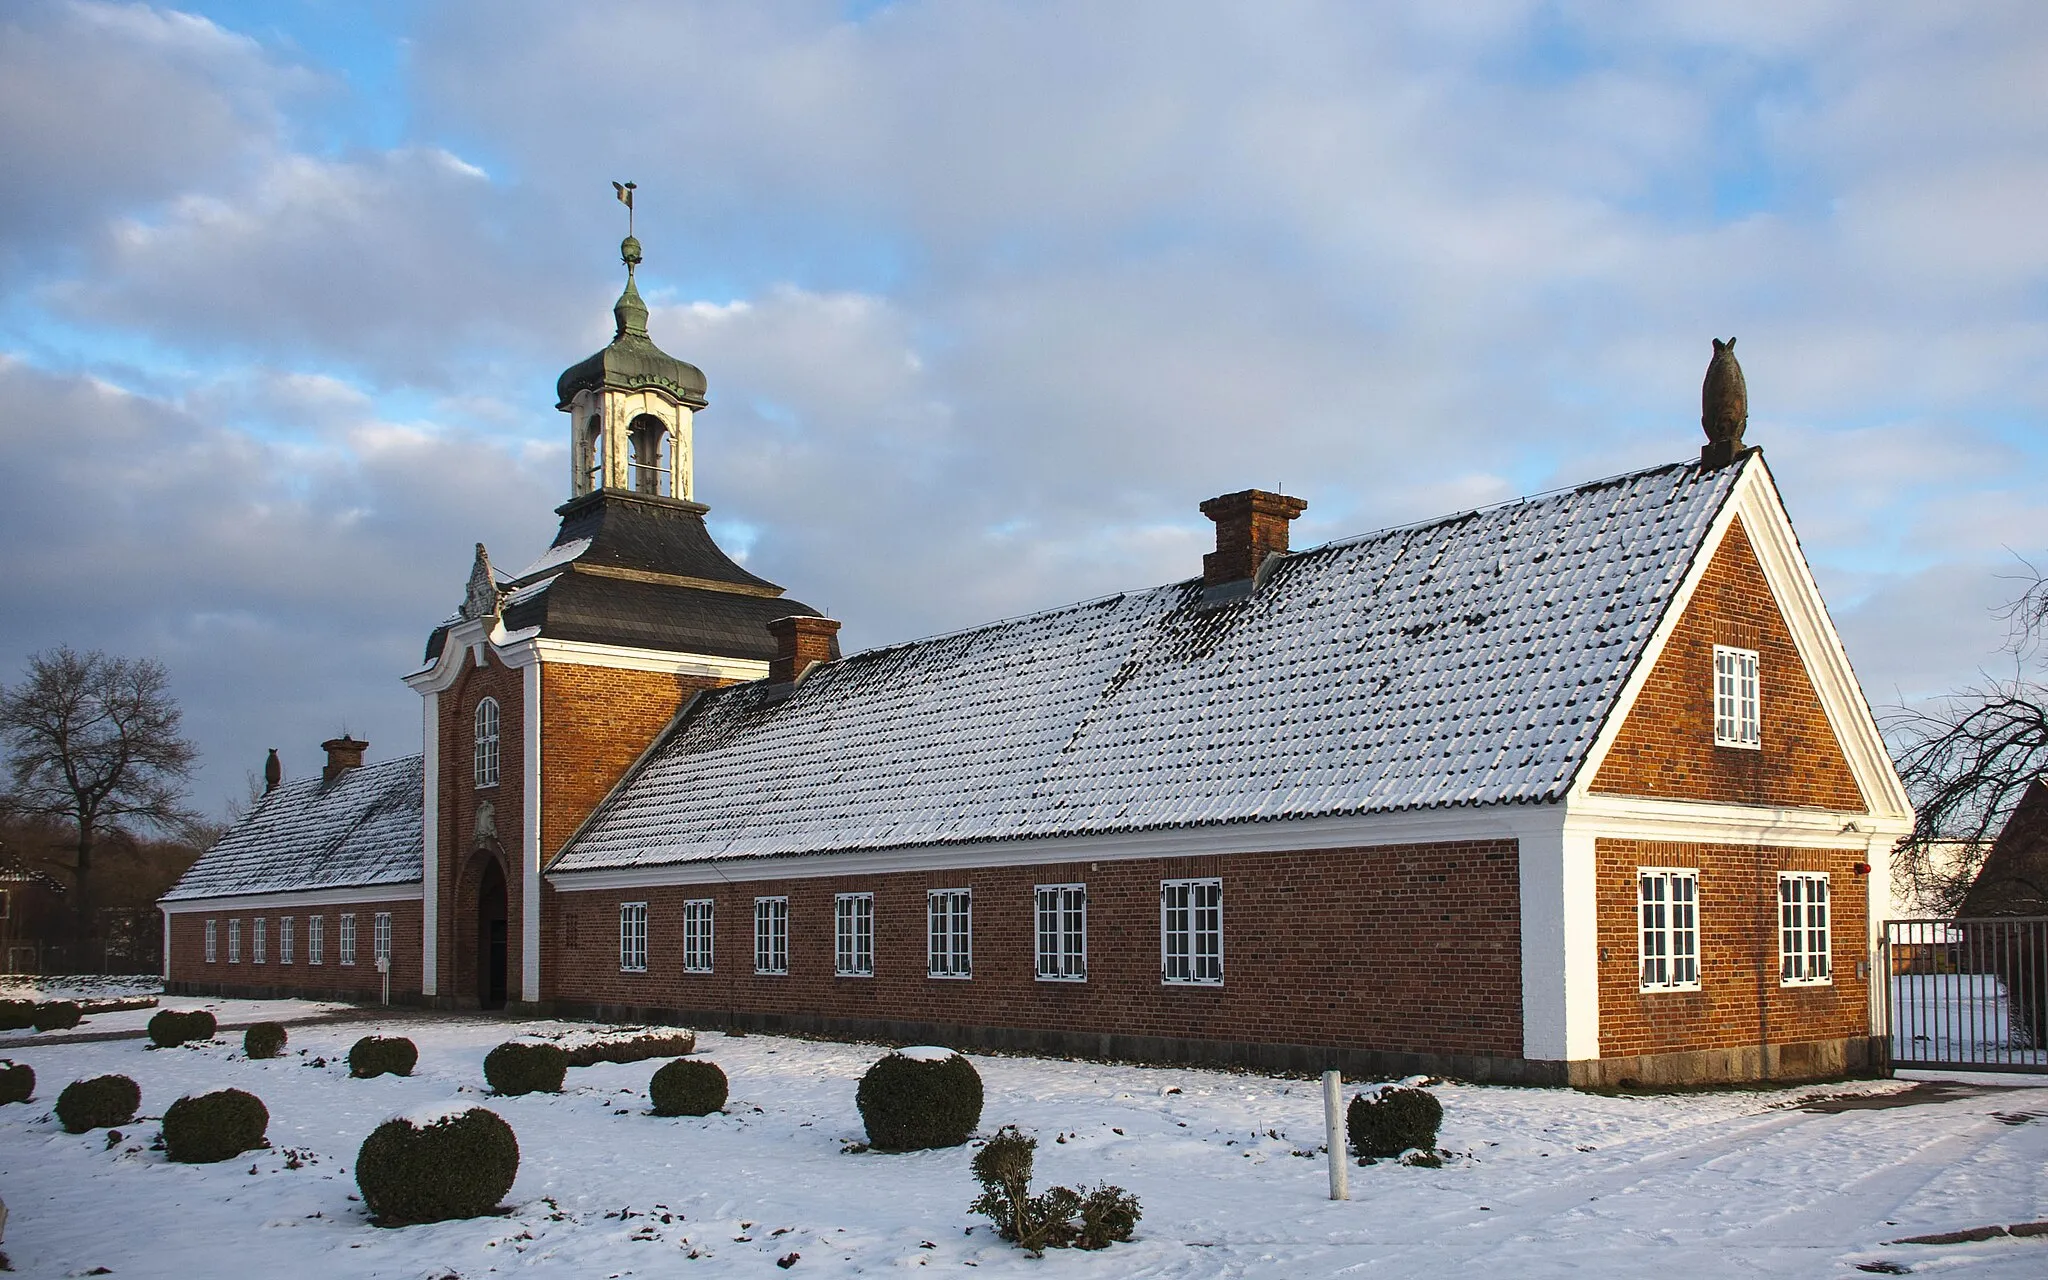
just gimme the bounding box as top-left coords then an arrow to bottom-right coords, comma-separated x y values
545,839 -> 1523,1064
166,897 -> 422,999
539,663 -> 719,859
1595,837 -> 1871,1060
1591,517 -> 1865,810
437,654 -> 527,1002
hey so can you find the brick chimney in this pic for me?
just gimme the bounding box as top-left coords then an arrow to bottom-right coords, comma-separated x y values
321,735 -> 368,784
767,615 -> 841,685
1200,489 -> 1308,588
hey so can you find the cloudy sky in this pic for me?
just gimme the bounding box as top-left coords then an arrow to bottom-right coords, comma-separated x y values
1,0 -> 2043,816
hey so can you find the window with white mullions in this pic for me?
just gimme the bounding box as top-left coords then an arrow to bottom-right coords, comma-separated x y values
682,899 -> 714,973
339,913 -> 357,966
280,916 -> 295,965
1638,868 -> 1700,991
1034,884 -> 1087,981
204,918 -> 218,964
1779,873 -> 1831,985
835,893 -> 874,977
308,915 -> 325,965
927,889 -> 972,978
475,697 -> 501,788
253,917 -> 267,964
1160,878 -> 1223,985
1713,645 -> 1760,748
374,912 -> 392,964
619,902 -> 648,972
754,897 -> 788,975
228,918 -> 242,964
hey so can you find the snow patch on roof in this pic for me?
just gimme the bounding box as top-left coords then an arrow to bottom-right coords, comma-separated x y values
163,756 -> 423,901
514,537 -> 591,581
552,458 -> 1745,875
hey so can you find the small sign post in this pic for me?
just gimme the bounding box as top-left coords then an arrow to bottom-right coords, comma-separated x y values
1324,1069 -> 1348,1200
376,953 -> 391,1006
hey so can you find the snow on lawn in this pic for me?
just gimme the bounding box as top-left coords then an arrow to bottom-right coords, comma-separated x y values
0,995 -> 351,1046
0,1015 -> 2044,1278
0,974 -> 162,1003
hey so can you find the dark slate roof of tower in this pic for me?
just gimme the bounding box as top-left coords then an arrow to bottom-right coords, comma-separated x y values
422,490 -> 829,664
551,456 -> 1749,874
163,756 -> 423,901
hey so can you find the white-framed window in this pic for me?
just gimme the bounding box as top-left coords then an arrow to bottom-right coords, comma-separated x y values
475,696 -> 502,788
1639,868 -> 1701,991
927,888 -> 972,979
252,917 -> 267,965
339,913 -> 357,966
683,898 -> 714,973
1160,878 -> 1223,985
227,918 -> 242,964
834,892 -> 874,977
1779,873 -> 1832,985
374,912 -> 392,965
1713,645 -> 1761,748
1035,884 -> 1087,982
308,914 -> 325,966
280,916 -> 295,965
619,902 -> 649,972
204,918 -> 218,964
754,897 -> 789,975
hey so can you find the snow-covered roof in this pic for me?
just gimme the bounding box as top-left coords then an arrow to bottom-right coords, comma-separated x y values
163,755 -> 423,901
551,456 -> 1746,875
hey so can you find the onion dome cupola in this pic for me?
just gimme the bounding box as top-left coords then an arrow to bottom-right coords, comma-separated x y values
556,188 -> 707,502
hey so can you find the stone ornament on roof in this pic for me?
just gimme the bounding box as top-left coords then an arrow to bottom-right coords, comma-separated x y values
462,542 -> 501,622
1701,337 -> 1750,469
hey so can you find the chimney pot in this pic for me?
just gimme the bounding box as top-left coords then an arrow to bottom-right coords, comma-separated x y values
767,615 -> 841,685
1199,489 -> 1308,589
320,735 -> 368,784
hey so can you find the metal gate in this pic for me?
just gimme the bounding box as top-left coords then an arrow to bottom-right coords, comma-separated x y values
1884,917 -> 2048,1072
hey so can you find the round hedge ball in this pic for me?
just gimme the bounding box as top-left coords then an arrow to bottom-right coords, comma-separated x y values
0,999 -> 36,1031
1347,1085 -> 1444,1160
0,1060 -> 34,1104
483,1042 -> 568,1097
855,1048 -> 983,1152
348,1036 -> 419,1079
648,1058 -> 728,1116
243,1022 -> 288,1060
56,1074 -> 141,1133
148,1009 -> 217,1049
163,1088 -> 270,1163
33,1000 -> 82,1032
356,1107 -> 520,1226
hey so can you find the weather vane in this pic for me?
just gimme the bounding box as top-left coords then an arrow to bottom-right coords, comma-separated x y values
612,180 -> 637,236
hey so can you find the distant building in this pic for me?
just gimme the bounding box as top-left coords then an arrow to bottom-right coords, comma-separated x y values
0,853 -> 69,974
163,234 -> 1913,1086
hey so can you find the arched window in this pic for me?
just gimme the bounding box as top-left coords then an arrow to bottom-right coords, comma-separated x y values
582,415 -> 605,492
474,697 -> 500,789
627,415 -> 672,497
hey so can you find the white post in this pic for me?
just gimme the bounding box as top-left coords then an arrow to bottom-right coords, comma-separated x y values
377,954 -> 391,1007
1323,1069 -> 1348,1200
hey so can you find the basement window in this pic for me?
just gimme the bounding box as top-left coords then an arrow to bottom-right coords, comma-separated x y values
683,899 -> 714,973
1713,645 -> 1761,748
1779,873 -> 1832,986
1035,884 -> 1087,982
927,889 -> 972,979
836,893 -> 874,977
619,902 -> 648,973
754,897 -> 789,975
1639,868 -> 1700,991
1160,878 -> 1223,985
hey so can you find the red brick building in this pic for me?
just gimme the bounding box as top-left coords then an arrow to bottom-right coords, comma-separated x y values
164,241 -> 1913,1085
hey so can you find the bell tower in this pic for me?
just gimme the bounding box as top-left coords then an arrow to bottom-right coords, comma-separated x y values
555,187 -> 707,501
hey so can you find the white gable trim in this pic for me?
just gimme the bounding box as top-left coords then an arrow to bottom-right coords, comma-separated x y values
522,658 -> 543,1003
1569,454 -> 1911,820
420,688 -> 440,997
161,882 -> 424,913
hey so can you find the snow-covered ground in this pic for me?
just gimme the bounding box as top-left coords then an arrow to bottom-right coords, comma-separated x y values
0,1006 -> 2043,1278
1893,973 -> 2048,1068
0,974 -> 161,1003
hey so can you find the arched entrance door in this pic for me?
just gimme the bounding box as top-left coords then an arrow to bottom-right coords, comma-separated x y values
476,857 -> 508,1009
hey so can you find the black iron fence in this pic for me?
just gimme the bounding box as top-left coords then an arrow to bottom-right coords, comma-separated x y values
1884,917 -> 2048,1072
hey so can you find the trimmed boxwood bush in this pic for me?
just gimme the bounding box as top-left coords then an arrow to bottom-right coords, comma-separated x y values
349,1036 -> 418,1079
484,1042 -> 568,1097
1347,1085 -> 1443,1160
163,1088 -> 269,1163
856,1048 -> 983,1152
0,1060 -> 33,1104
56,1074 -> 141,1133
560,1029 -> 696,1067
148,1009 -> 218,1048
0,999 -> 36,1031
33,1000 -> 82,1032
243,1022 -> 288,1059
356,1107 -> 520,1226
648,1058 -> 728,1116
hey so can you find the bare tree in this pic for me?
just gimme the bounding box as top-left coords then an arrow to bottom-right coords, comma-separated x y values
1889,559 -> 2048,915
0,647 -> 199,939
